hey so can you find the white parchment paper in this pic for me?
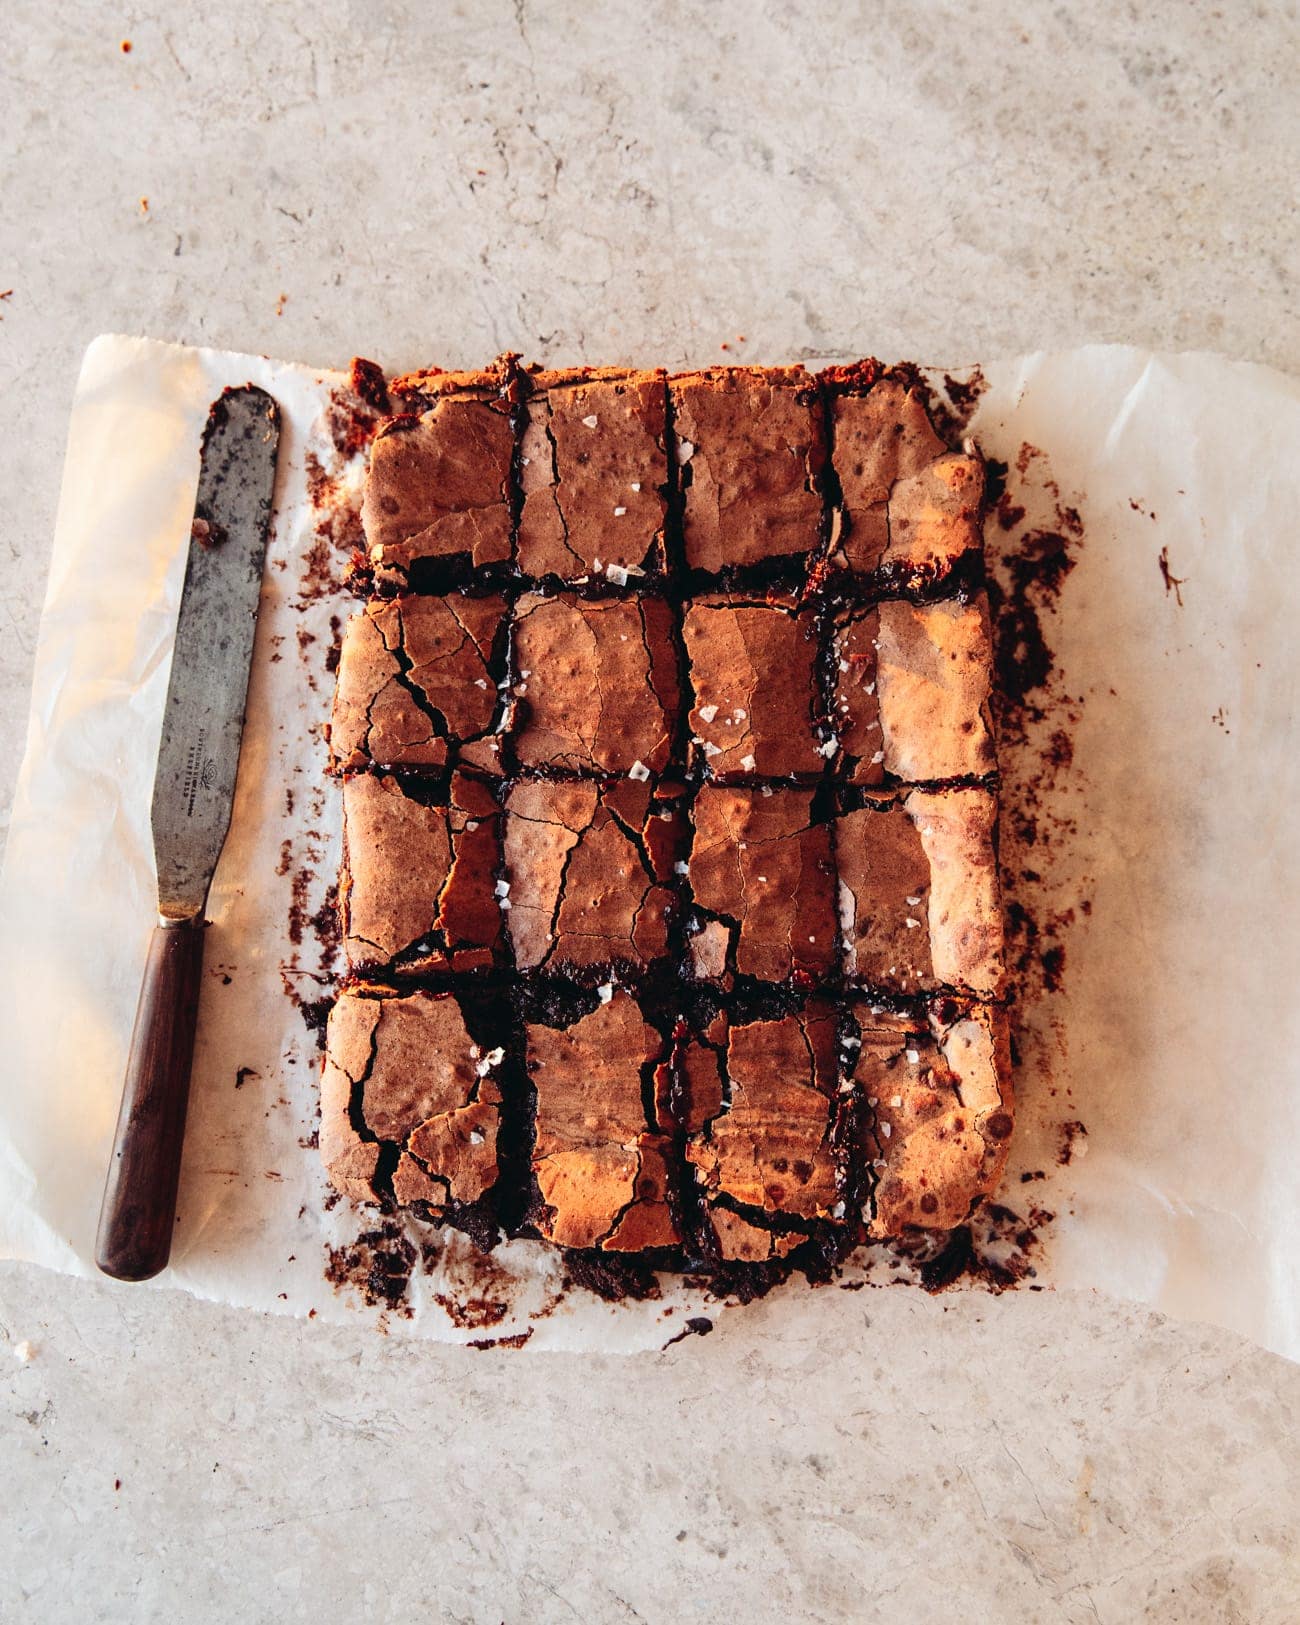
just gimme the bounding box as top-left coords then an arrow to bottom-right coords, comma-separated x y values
1,337 -> 1296,1358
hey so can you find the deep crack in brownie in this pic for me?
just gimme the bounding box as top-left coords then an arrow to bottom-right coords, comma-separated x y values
340,772 -> 502,974
329,593 -> 508,775
322,985 -> 504,1219
502,776 -> 685,974
684,1003 -> 843,1262
325,356 -> 1011,1280
688,785 -> 837,984
526,993 -> 680,1251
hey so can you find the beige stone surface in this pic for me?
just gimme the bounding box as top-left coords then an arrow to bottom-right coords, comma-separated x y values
2,1 -> 1298,1618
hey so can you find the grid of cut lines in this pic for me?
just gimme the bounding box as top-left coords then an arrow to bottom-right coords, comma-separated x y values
337,369 -> 997,991
326,365 -> 1003,1249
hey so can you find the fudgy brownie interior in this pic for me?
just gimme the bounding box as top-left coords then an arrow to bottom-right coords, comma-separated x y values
322,356 -> 1011,1283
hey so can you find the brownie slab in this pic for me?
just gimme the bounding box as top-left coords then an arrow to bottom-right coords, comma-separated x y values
341,772 -> 501,973
327,353 -> 1012,1266
517,368 -> 669,580
684,1004 -> 843,1261
672,368 -> 826,572
362,363 -> 514,588
688,786 -> 836,982
329,594 -> 507,775
511,593 -> 682,775
321,986 -> 502,1216
851,1002 -> 1012,1235
682,593 -> 826,780
832,593 -> 996,784
837,787 -> 1001,995
503,777 -> 684,973
525,994 -> 679,1251
827,374 -> 984,582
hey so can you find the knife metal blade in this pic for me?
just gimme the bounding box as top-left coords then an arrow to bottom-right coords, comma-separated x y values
96,384 -> 281,1282
153,385 -> 281,919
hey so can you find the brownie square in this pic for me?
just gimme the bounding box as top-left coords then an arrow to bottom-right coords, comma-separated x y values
329,594 -> 507,775
688,785 -> 836,982
503,777 -> 685,973
511,593 -> 681,775
341,772 -> 501,974
362,363 -> 514,588
525,994 -> 679,1251
850,1002 -> 1012,1235
517,368 -> 669,580
827,375 -> 983,581
837,788 -> 1001,995
682,593 -> 827,780
321,986 -> 502,1216
672,368 -> 826,572
832,594 -> 996,784
683,1004 -> 843,1261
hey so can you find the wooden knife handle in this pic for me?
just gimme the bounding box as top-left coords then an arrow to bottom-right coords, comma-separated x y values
96,916 -> 206,1281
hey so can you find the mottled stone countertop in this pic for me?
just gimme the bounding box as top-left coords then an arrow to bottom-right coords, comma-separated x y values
2,3 -> 1297,1619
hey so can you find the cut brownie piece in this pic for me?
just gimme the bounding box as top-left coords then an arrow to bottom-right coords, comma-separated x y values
826,373 -> 983,583
362,361 -> 514,588
341,772 -> 501,973
511,593 -> 682,775
851,1002 -> 1012,1235
321,986 -> 503,1216
688,786 -> 836,982
684,1004 -> 843,1261
329,594 -> 507,775
503,777 -> 684,973
517,367 -> 669,580
681,593 -> 826,780
832,594 -> 996,785
525,993 -> 679,1251
672,367 -> 826,572
837,787 -> 1001,995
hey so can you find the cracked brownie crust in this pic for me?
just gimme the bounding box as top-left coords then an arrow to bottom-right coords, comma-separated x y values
341,772 -> 502,974
324,356 -> 1011,1276
329,593 -> 507,775
511,592 -> 682,775
517,367 -> 669,580
322,986 -> 504,1220
363,384 -> 515,588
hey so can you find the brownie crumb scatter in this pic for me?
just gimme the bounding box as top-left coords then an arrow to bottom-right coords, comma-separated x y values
324,1223 -> 418,1315
1057,1120 -> 1088,1165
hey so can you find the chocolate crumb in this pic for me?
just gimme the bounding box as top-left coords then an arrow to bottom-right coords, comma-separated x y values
661,1315 -> 714,1348
1158,545 -> 1186,606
